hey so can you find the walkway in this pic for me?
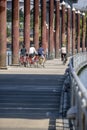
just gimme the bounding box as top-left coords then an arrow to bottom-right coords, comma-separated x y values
2,59 -> 67,74
0,59 -> 70,130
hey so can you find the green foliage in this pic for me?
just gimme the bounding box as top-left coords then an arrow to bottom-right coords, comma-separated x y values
7,9 -> 24,22
7,9 -> 12,22
7,27 -> 11,37
30,13 -> 33,30
85,11 -> 87,17
19,9 -> 24,22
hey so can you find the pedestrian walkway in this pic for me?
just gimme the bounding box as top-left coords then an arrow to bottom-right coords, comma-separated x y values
0,58 -> 70,130
0,58 -> 68,74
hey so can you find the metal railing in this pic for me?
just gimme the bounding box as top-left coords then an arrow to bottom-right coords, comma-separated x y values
6,52 -> 12,66
6,51 -> 20,66
69,52 -> 87,130
73,52 -> 87,72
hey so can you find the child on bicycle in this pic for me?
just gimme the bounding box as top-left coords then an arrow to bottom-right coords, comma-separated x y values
20,44 -> 27,63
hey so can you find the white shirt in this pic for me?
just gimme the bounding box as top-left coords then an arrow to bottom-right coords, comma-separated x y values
61,47 -> 66,54
29,47 -> 37,54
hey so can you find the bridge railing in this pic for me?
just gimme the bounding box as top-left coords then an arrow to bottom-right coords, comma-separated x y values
73,52 -> 87,72
68,52 -> 87,130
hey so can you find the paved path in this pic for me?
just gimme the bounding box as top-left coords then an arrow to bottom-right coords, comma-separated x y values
0,59 -> 70,130
0,59 -> 67,74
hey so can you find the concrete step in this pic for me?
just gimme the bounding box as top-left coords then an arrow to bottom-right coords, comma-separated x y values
0,98 -> 60,103
0,59 -> 70,129
0,89 -> 62,94
0,86 -> 62,117
0,79 -> 65,86
0,86 -> 63,92
0,118 -> 70,130
0,119 -> 50,130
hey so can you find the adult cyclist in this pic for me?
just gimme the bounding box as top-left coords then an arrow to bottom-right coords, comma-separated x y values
20,44 -> 27,57
61,44 -> 67,64
38,43 -> 45,63
29,43 -> 37,61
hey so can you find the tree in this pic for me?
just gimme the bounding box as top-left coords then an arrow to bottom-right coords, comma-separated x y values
7,9 -> 12,22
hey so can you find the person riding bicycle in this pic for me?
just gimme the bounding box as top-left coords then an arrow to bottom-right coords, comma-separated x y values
20,44 -> 27,65
29,43 -> 37,60
61,44 -> 67,62
20,44 -> 27,57
38,43 -> 45,63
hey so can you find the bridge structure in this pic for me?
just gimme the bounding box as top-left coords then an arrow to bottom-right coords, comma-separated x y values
67,52 -> 87,130
0,0 -> 87,68
0,53 -> 87,130
0,0 -> 87,130
0,58 -> 71,130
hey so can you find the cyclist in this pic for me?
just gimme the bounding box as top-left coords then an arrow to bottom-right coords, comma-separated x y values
29,43 -> 37,60
38,43 -> 45,63
20,44 -> 27,56
20,44 -> 27,66
61,44 -> 67,63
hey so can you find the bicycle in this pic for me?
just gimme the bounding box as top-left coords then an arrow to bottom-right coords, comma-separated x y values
62,54 -> 67,65
37,55 -> 46,67
28,55 -> 38,67
19,55 -> 27,67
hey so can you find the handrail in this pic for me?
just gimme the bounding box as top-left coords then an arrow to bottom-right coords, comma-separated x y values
73,52 -> 87,72
69,52 -> 87,107
68,52 -> 87,129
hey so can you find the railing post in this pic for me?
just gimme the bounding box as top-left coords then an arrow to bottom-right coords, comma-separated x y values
72,7 -> 76,55
8,53 -> 10,66
82,13 -> 85,52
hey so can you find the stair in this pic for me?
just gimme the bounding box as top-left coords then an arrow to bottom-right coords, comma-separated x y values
0,59 -> 70,130
0,76 -> 65,118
